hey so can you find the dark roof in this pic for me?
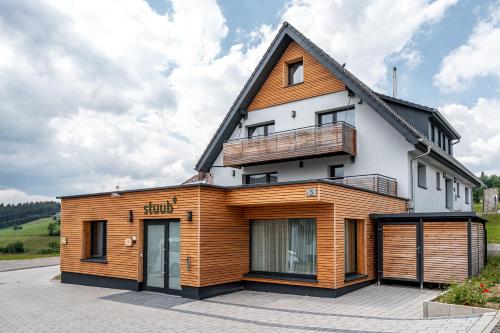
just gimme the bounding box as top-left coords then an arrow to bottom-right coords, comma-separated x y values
377,93 -> 460,139
370,212 -> 487,223
194,22 -> 480,187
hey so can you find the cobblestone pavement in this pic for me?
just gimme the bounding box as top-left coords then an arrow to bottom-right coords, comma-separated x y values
0,266 -> 498,333
0,256 -> 59,272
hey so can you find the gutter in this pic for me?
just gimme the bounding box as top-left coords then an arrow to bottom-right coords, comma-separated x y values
409,138 -> 431,212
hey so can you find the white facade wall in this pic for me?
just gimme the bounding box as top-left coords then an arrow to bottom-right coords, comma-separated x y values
412,154 -> 474,212
211,91 -> 412,196
209,90 -> 475,213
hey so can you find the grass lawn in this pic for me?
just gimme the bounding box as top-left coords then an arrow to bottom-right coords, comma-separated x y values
473,202 -> 500,244
0,217 -> 60,260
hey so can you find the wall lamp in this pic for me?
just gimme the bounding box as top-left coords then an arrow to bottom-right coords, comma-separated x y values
186,210 -> 193,222
291,110 -> 296,118
128,210 -> 134,223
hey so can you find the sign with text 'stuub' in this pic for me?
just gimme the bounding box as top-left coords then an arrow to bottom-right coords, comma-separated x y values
144,196 -> 177,214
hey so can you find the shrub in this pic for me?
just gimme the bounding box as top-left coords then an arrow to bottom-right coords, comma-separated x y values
5,241 -> 24,254
48,241 -> 60,253
12,225 -> 23,230
439,280 -> 488,307
36,248 -> 52,254
47,222 -> 60,236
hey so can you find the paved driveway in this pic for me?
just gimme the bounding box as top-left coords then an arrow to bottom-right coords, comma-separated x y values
0,266 -> 498,332
0,256 -> 59,272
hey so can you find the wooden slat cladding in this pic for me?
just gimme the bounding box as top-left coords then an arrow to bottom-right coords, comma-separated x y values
470,222 -> 485,277
318,183 -> 407,289
248,41 -> 345,111
60,187 -> 201,286
423,222 -> 468,284
223,123 -> 356,167
242,204 -> 335,288
226,183 -> 323,206
198,188 -> 248,287
382,225 -> 417,280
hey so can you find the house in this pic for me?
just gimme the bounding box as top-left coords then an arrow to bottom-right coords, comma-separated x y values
58,22 -> 485,299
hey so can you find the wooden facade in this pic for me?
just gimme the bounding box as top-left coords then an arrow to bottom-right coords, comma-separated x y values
60,181 -> 407,297
247,41 -> 345,111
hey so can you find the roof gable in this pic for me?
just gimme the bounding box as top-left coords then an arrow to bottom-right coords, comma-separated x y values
195,22 -> 480,186
248,41 -> 345,110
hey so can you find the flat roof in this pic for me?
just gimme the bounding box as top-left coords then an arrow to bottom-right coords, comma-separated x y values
57,178 -> 408,201
370,212 -> 487,223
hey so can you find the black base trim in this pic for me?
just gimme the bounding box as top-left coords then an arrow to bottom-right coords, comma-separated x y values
61,272 -> 140,291
182,281 -> 244,300
244,279 -> 375,298
61,271 -> 375,300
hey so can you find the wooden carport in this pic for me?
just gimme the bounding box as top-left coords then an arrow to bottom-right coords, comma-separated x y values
371,212 -> 487,288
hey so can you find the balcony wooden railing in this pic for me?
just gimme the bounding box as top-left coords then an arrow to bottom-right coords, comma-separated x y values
324,174 -> 398,196
223,122 -> 356,167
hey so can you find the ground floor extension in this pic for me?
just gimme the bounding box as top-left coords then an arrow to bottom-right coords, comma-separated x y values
59,180 -> 408,299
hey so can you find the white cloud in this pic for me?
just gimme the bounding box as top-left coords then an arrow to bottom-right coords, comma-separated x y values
440,97 -> 500,174
280,0 -> 456,88
0,0 -> 459,197
434,3 -> 500,91
0,189 -> 55,204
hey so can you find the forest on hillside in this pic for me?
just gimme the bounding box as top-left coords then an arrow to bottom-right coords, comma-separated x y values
474,172 -> 500,202
0,201 -> 60,229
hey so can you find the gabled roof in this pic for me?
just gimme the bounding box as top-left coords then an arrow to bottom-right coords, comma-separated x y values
195,22 -> 480,186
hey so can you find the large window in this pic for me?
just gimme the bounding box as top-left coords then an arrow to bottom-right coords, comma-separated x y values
89,220 -> 106,259
287,60 -> 303,85
318,107 -> 355,127
251,219 -> 316,276
417,163 -> 427,189
244,172 -> 277,185
247,122 -> 275,138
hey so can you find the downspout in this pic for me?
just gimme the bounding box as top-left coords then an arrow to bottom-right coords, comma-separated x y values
409,138 -> 431,212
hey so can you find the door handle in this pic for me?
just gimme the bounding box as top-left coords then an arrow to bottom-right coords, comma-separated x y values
160,247 -> 166,275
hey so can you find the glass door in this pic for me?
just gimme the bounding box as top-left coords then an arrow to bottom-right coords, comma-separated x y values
144,220 -> 181,294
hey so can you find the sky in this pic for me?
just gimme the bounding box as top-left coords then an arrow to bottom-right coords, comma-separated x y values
0,0 -> 499,203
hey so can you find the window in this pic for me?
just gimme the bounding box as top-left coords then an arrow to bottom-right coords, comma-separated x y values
417,163 -> 427,189
457,182 -> 461,198
86,220 -> 106,259
445,178 -> 453,209
318,107 -> 355,127
345,219 -> 365,279
438,131 -> 442,148
443,136 -> 447,152
431,124 -> 435,142
251,219 -> 316,275
287,60 -> 303,85
465,187 -> 470,204
329,164 -> 344,179
247,122 -> 275,138
448,140 -> 452,155
244,172 -> 277,185
436,172 -> 441,190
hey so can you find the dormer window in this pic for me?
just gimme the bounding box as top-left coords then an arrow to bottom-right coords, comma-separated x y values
287,60 -> 303,85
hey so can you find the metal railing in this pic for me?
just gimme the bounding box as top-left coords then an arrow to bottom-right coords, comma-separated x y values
323,174 -> 398,196
222,122 -> 356,167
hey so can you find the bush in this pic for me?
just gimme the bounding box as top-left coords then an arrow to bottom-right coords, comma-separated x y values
48,241 -> 60,253
4,241 -> 24,254
439,280 -> 488,307
47,222 -> 60,236
12,225 -> 23,230
36,248 -> 52,254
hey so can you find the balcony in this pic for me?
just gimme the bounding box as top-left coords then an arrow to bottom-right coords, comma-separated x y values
223,122 -> 356,167
323,174 -> 398,197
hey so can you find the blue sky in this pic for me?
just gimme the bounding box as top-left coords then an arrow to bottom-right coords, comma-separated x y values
0,0 -> 499,203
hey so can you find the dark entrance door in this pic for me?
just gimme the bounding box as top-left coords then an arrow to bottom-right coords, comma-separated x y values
143,219 -> 181,294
